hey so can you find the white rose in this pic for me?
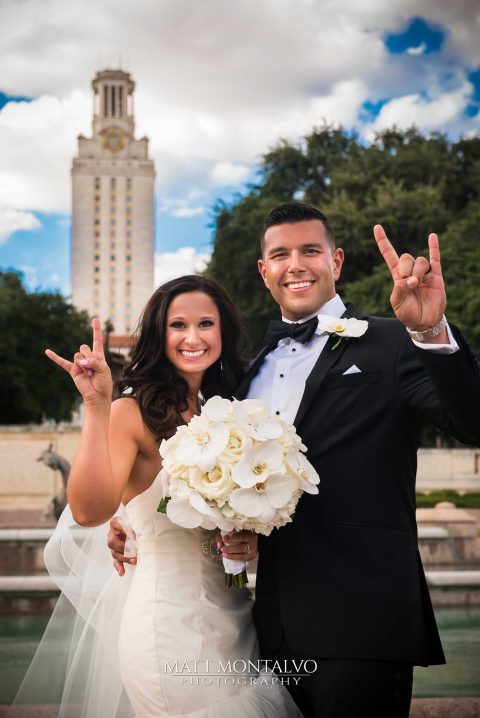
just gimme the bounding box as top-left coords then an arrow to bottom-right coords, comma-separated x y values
189,463 -> 235,503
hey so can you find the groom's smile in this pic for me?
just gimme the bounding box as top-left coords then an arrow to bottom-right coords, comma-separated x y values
258,220 -> 344,321
284,280 -> 315,290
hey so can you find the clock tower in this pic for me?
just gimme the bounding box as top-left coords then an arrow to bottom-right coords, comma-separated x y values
71,69 -> 155,336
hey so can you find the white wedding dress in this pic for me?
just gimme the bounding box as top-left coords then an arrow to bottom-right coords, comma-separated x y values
118,473 -> 300,717
9,473 -> 301,718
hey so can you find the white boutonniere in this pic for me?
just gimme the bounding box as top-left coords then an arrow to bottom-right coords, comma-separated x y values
317,315 -> 369,350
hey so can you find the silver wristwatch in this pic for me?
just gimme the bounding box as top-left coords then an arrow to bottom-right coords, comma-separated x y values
406,315 -> 447,343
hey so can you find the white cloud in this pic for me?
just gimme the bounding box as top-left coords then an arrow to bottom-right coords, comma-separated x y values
154,247 -> 211,287
0,206 -> 41,243
364,82 -> 471,139
0,91 -> 90,214
0,0 -> 479,249
210,162 -> 251,186
158,192 -> 207,218
171,207 -> 205,218
407,43 -> 427,56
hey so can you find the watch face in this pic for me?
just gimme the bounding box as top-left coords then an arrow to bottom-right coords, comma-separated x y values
104,129 -> 125,153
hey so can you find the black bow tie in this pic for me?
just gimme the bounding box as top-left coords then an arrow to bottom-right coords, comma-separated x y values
264,316 -> 319,348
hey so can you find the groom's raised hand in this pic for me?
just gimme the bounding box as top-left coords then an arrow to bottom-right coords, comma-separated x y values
373,225 -> 448,341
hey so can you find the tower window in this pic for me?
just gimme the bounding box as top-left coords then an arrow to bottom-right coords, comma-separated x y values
94,177 -> 100,190
126,178 -> 132,191
94,254 -> 100,260
110,178 -> 116,191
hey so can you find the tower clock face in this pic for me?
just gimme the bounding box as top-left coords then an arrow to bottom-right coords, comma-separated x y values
103,129 -> 125,153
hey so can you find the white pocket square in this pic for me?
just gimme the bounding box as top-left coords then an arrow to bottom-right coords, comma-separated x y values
343,364 -> 362,375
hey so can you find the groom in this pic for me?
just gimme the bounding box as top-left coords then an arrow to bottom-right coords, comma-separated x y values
231,203 -> 480,717
110,202 -> 480,717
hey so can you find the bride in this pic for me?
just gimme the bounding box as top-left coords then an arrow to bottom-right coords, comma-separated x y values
11,275 -> 301,718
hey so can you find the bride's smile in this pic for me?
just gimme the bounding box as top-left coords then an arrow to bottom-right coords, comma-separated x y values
166,291 -> 222,382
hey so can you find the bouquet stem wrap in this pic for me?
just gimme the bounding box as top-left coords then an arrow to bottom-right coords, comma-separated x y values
221,531 -> 248,588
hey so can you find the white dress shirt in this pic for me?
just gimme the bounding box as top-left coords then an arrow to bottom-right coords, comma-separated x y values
247,294 -> 458,424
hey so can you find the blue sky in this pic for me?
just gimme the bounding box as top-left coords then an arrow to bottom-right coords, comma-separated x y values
0,3 -> 479,296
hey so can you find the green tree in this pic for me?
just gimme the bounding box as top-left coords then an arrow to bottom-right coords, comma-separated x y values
0,271 -> 91,424
440,201 -> 480,349
208,125 -> 479,353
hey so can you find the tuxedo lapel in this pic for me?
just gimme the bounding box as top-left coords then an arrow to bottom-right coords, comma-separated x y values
294,303 -> 367,427
235,345 -> 272,399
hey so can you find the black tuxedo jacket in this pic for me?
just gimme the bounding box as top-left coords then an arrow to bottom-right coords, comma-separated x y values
237,304 -> 480,666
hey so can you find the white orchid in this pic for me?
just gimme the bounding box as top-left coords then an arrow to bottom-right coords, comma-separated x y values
229,473 -> 297,522
317,315 -> 368,349
286,450 -> 319,494
166,488 -> 234,532
201,395 -> 234,423
173,418 -> 230,472
233,400 -> 283,441
232,440 -> 285,488
278,422 -> 307,451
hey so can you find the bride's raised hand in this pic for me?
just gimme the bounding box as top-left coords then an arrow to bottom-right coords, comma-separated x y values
45,317 -> 113,405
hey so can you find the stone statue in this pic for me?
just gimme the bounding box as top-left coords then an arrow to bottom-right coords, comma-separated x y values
37,443 -> 71,521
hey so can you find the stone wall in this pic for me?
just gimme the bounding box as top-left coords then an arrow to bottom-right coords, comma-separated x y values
417,448 -> 480,492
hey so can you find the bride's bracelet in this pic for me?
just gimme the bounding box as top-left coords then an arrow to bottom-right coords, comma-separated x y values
200,536 -> 223,563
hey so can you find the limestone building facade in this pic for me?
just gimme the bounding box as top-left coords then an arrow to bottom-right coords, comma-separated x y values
71,69 -> 155,334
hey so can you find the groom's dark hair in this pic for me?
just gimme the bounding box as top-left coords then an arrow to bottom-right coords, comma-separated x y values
260,202 -> 335,255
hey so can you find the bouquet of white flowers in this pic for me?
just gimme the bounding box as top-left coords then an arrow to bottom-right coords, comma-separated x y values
158,396 -> 319,587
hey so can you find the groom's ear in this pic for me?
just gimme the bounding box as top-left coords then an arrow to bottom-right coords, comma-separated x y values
257,258 -> 269,288
333,247 -> 344,282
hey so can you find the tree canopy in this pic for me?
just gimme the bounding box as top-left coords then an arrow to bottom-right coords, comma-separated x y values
207,126 -> 480,353
0,271 -> 91,424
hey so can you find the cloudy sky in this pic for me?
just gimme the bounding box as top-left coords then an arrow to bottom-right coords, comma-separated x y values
0,0 -> 479,294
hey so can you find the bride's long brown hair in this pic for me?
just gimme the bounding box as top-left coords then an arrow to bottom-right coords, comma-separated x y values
118,275 -> 245,441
